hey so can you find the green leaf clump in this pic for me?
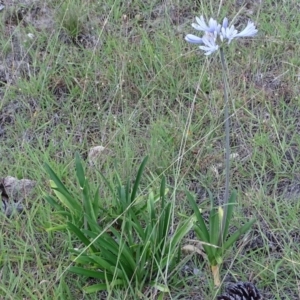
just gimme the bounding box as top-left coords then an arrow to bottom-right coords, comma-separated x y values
68,175 -> 193,293
44,154 -> 193,293
187,190 -> 256,267
44,152 -> 101,231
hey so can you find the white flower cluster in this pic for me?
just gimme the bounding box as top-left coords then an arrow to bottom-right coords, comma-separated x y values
185,16 -> 258,55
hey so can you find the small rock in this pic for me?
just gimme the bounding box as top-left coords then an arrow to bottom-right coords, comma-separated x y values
88,145 -> 105,165
1,176 -> 36,217
27,33 -> 35,40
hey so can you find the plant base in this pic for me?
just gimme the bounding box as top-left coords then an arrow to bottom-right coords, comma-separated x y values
211,264 -> 220,287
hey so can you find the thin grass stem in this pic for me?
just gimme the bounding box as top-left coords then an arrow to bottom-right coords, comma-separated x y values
219,48 -> 230,242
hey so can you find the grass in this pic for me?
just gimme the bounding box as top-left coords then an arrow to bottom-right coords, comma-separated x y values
1,0 -> 300,299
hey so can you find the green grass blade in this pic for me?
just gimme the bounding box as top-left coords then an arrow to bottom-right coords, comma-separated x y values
223,218 -> 256,251
50,183 -> 82,214
222,190 -> 237,242
83,230 -> 119,255
148,190 -> 156,228
90,255 -> 123,278
67,222 -> 97,252
130,156 -> 148,202
52,211 -> 72,218
92,246 -> 127,272
127,212 -> 146,241
44,195 -> 65,211
119,185 -> 127,211
108,227 -> 136,272
83,283 -> 108,293
84,229 -> 134,274
80,236 -> 132,276
68,266 -> 109,280
159,202 -> 171,248
168,217 -> 194,254
82,181 -> 97,224
193,226 -> 215,262
138,241 -> 151,272
160,176 -> 166,210
151,283 -> 170,293
98,171 -> 115,196
83,280 -> 125,293
69,253 -> 95,265
45,225 -> 68,232
75,152 -> 85,188
84,213 -> 101,233
208,189 -> 214,210
186,191 -> 209,242
44,163 -> 69,196
125,179 -> 131,205
92,186 -> 101,217
209,207 -> 219,258
158,176 -> 169,243
45,163 -> 82,212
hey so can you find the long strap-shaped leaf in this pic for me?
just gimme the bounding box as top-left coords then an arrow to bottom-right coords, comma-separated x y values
67,222 -> 97,253
109,226 -> 137,273
186,191 -> 210,243
209,207 -> 219,260
75,152 -> 86,188
69,266 -> 110,280
220,190 -> 237,245
130,156 -> 148,202
45,163 -> 82,212
44,194 -> 65,212
223,218 -> 256,251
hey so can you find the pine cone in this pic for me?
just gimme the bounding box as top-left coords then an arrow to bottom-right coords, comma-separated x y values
217,282 -> 261,300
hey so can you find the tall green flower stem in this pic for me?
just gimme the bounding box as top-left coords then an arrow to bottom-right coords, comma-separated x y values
219,47 -> 230,245
185,15 -> 258,288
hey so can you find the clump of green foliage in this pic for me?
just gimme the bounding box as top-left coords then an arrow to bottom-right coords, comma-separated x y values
45,154 -> 194,295
55,1 -> 87,38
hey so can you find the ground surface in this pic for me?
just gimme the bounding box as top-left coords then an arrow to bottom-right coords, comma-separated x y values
1,0 -> 300,299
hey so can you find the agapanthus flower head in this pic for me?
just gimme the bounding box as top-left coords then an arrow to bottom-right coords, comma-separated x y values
235,21 -> 258,38
185,15 -> 258,55
199,32 -> 219,56
192,15 -> 221,34
185,34 -> 203,44
222,17 -> 229,29
221,20 -> 258,44
221,25 -> 238,43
